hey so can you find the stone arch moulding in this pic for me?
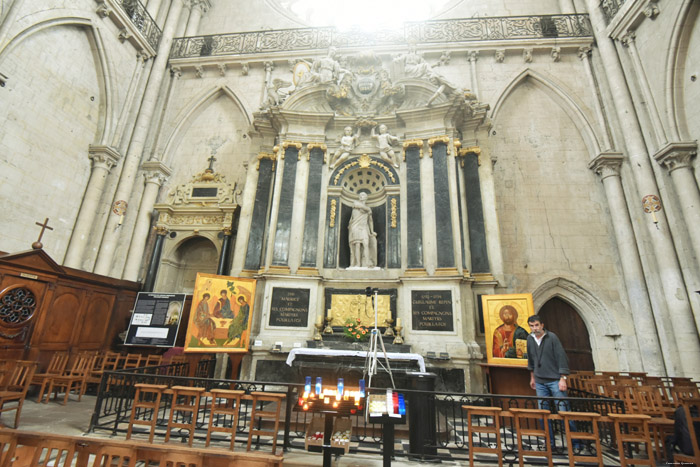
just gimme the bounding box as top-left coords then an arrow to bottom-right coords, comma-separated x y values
665,0 -> 697,141
490,68 -> 602,157
160,232 -> 222,268
531,277 -> 622,367
0,16 -> 114,146
162,85 -> 252,166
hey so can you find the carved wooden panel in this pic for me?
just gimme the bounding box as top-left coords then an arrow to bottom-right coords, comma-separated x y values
36,285 -> 83,346
77,293 -> 115,348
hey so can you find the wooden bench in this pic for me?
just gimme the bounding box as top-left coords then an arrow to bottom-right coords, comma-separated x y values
0,429 -> 284,466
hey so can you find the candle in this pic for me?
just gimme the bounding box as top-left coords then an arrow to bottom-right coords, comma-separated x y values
327,309 -> 332,319
316,315 -> 323,326
396,318 -> 401,327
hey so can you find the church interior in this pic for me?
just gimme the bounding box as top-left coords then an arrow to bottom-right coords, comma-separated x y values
0,0 -> 699,464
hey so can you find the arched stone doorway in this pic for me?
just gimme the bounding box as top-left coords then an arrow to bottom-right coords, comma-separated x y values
538,297 -> 594,371
157,236 -> 218,293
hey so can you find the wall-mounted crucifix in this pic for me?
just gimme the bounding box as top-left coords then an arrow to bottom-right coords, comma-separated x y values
207,155 -> 217,172
32,218 -> 53,250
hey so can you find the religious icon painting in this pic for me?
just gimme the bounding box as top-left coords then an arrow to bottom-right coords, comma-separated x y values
481,293 -> 535,366
184,273 -> 257,353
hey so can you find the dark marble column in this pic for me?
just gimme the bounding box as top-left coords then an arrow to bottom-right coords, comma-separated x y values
217,227 -> 233,275
405,143 -> 424,269
244,157 -> 275,271
272,144 -> 299,266
301,146 -> 324,268
142,226 -> 167,292
461,150 -> 490,273
431,141 -> 455,268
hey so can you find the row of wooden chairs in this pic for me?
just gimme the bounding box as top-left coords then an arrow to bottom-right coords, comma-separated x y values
0,361 -> 37,428
0,428 -> 283,466
126,384 -> 285,455
462,405 -> 661,467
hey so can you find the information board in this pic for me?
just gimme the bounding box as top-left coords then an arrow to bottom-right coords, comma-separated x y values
125,292 -> 186,346
411,290 -> 454,331
269,287 -> 310,327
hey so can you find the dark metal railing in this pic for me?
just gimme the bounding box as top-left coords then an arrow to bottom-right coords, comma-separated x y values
116,0 -> 162,50
89,364 -> 624,465
169,14 -> 592,59
600,0 -> 627,23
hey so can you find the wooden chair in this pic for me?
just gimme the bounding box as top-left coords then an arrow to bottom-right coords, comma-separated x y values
43,353 -> 96,404
30,352 -> 69,400
206,388 -> 245,449
558,411 -> 603,467
86,351 -> 122,387
27,438 -> 77,466
0,431 -> 18,466
462,405 -> 503,467
246,392 -> 285,454
144,355 -> 162,367
121,354 -> 142,370
164,386 -> 205,446
91,445 -> 137,467
0,360 -> 37,428
510,408 -> 553,467
127,383 -> 168,443
608,413 -> 654,467
674,397 -> 700,466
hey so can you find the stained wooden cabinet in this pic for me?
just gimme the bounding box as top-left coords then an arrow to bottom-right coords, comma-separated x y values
0,249 -> 139,362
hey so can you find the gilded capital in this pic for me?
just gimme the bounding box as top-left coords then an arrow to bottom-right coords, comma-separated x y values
428,136 -> 451,157
403,139 -> 424,160
256,152 -> 277,170
154,225 -> 169,236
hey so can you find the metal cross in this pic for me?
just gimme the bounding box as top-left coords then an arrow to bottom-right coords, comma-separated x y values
207,155 -> 217,171
32,218 -> 53,249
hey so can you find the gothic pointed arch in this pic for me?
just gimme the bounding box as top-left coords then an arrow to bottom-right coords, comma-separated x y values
0,16 -> 114,144
532,277 -> 622,368
490,68 -> 602,157
665,0 -> 698,140
161,84 -> 252,164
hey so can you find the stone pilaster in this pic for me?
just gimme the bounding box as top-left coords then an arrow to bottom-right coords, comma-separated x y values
64,145 -> 121,269
589,152 -> 668,375
578,45 -> 612,150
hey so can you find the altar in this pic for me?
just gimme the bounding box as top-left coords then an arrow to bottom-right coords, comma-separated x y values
286,348 -> 426,373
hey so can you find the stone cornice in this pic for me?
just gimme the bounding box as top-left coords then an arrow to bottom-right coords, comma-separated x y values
653,141 -> 698,173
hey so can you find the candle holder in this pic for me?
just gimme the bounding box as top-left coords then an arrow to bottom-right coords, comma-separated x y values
313,321 -> 324,341
383,318 -> 395,337
393,325 -> 403,345
323,316 -> 334,334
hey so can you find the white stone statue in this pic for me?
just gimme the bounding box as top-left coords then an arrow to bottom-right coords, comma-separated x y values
348,192 -> 377,268
329,126 -> 359,168
393,45 -> 462,106
371,124 -> 400,167
297,47 -> 347,88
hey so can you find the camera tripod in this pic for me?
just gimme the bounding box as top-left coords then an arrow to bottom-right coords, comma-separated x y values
363,287 -> 395,389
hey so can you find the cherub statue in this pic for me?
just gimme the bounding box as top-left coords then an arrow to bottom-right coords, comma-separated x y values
330,126 -> 359,168
371,124 -> 400,167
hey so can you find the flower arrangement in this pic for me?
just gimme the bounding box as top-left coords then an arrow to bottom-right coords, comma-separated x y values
343,318 -> 369,342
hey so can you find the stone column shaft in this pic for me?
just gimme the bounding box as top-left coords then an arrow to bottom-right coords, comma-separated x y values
94,0 -> 185,276
590,154 -> 670,375
289,149 -> 310,273
111,53 -> 149,148
621,32 -> 667,148
231,162 -> 257,275
467,51 -> 479,98
142,227 -> 168,292
0,0 -> 23,52
217,229 -> 232,275
588,0 -> 700,376
655,143 -> 700,263
123,162 -> 170,281
64,146 -> 120,268
146,0 -> 164,20
184,0 -> 206,36
578,47 -> 612,150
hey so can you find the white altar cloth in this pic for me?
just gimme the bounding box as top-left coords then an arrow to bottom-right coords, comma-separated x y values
285,348 -> 426,373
